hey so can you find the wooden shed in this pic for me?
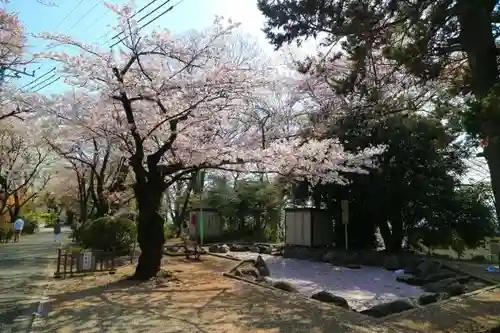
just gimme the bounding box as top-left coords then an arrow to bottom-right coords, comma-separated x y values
284,207 -> 334,247
188,208 -> 222,241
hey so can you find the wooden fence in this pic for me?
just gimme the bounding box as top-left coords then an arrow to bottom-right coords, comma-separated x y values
54,248 -> 118,279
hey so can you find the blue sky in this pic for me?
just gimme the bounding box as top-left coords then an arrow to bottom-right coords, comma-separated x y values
6,0 -> 303,94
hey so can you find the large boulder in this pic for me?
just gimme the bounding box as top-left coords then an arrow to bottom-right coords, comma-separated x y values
322,251 -> 336,263
258,245 -> 273,254
383,255 -> 401,271
229,244 -> 244,252
255,276 -> 273,285
418,292 -> 443,306
311,291 -> 350,309
358,251 -> 385,267
423,271 -> 457,284
208,245 -> 219,253
249,245 -> 260,253
360,298 -> 416,318
240,267 -> 260,279
273,280 -> 298,293
396,274 -> 425,286
423,276 -> 470,293
219,244 -> 230,253
417,260 -> 442,278
401,257 -> 424,275
255,255 -> 271,277
446,283 -> 467,297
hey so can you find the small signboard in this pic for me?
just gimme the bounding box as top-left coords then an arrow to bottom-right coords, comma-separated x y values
81,250 -> 93,270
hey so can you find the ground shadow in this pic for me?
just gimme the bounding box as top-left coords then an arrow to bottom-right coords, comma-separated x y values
36,257 -> 500,333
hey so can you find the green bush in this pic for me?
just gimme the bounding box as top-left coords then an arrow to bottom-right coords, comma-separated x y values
78,216 -> 137,253
22,217 -> 39,235
24,212 -> 58,227
0,224 -> 13,242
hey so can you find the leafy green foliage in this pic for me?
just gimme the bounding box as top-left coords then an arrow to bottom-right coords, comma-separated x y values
199,176 -> 285,242
22,216 -> 39,235
23,211 -> 58,227
78,216 -> 137,253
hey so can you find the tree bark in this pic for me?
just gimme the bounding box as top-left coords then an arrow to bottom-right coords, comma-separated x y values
457,0 -> 500,219
131,180 -> 166,280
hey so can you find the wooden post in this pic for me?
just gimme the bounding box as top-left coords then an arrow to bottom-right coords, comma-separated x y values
54,248 -> 62,278
63,252 -> 68,279
341,200 -> 349,252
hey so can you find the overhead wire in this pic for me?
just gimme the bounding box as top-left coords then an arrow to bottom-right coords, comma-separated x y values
31,0 -> 187,92
110,0 -> 186,48
67,0 -> 101,32
97,0 -> 159,44
53,0 -> 86,31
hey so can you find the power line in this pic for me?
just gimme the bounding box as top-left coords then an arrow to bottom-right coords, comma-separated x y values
67,0 -> 101,32
54,0 -> 86,31
109,0 -> 170,43
97,0 -> 159,44
82,7 -> 111,32
20,67 -> 56,90
110,0 -> 186,48
28,73 -> 58,91
33,77 -> 60,93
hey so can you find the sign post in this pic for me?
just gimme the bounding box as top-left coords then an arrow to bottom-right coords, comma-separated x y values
197,171 -> 205,245
341,200 -> 349,251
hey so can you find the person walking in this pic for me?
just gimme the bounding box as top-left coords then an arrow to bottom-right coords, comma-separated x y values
53,219 -> 62,244
13,216 -> 24,242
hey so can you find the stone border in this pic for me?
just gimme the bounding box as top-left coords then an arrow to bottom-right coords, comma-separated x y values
381,283 -> 500,322
439,261 -> 500,286
219,254 -> 500,323
222,259 -> 358,315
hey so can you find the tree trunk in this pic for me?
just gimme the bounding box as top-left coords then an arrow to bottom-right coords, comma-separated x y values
131,181 -> 166,280
457,0 -> 500,219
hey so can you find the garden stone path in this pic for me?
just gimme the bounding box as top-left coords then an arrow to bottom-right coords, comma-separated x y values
0,227 -> 66,333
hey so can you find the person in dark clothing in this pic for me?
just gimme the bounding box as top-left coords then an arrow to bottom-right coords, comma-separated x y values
53,219 -> 62,243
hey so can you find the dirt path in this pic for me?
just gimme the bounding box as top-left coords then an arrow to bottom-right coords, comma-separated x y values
35,255 -> 500,333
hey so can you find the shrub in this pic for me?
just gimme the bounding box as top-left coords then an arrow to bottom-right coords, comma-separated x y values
24,212 -> 58,227
78,216 -> 137,253
0,224 -> 13,242
22,217 -> 39,235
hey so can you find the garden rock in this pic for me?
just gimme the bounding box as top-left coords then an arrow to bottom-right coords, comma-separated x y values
383,255 -> 401,271
229,244 -> 244,252
322,251 -> 336,263
418,292 -> 442,305
417,260 -> 441,277
258,245 -> 273,254
360,298 -> 416,318
219,244 -> 230,253
423,276 -> 470,293
249,245 -> 260,253
358,251 -> 385,266
311,291 -> 350,309
255,276 -> 273,285
255,255 -> 270,277
423,271 -> 457,283
272,280 -> 298,293
208,245 -> 219,253
446,283 -> 467,297
402,257 -> 423,275
396,274 -> 425,286
240,267 -> 260,279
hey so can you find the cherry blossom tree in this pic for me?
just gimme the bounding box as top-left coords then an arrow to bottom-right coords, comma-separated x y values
37,2 -> 382,280
43,91 -> 131,219
0,122 -> 51,222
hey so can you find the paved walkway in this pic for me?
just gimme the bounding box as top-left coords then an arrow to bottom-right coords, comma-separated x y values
0,227 -> 64,333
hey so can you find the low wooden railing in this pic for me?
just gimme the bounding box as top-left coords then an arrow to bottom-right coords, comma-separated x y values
54,248 -> 118,279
